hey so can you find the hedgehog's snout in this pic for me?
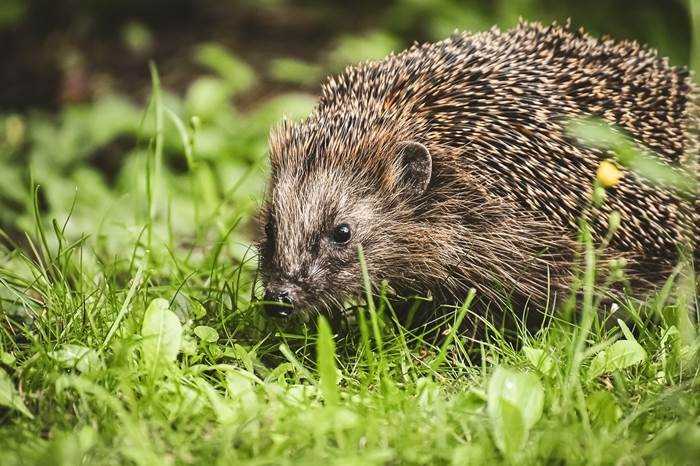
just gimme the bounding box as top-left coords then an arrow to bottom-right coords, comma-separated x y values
262,285 -> 296,318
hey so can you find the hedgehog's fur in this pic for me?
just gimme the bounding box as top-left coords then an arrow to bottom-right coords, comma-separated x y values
258,21 -> 697,323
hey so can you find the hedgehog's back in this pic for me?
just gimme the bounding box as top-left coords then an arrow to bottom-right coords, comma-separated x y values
321,21 -> 692,161
316,21 -> 696,275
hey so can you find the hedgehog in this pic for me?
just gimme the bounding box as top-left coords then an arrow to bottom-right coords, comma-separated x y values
256,21 -> 697,326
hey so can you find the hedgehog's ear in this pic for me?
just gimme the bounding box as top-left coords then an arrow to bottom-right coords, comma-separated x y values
395,141 -> 432,196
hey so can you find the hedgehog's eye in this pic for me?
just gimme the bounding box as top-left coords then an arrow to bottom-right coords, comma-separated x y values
331,223 -> 352,245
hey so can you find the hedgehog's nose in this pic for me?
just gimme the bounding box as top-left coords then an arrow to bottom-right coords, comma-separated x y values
263,288 -> 294,318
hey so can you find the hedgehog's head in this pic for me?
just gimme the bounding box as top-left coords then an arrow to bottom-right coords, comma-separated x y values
256,112 -> 441,321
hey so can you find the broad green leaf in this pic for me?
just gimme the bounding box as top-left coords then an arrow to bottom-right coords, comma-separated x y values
49,344 -> 104,374
587,351 -> 608,380
141,298 -> 182,374
191,300 -> 207,320
194,325 -> 219,343
185,77 -> 233,120
329,31 -> 400,68
1,351 -> 16,365
487,367 -> 544,456
268,57 -> 322,86
488,367 -> 544,429
317,316 -> 339,406
522,347 -> 555,377
208,344 -> 223,360
195,43 -> 256,94
491,397 -> 526,457
0,368 -> 33,418
587,340 -> 647,381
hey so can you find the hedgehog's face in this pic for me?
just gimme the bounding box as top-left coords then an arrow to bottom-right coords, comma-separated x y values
257,137 -> 432,322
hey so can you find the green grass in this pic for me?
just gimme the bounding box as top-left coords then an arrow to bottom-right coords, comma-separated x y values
0,197 -> 698,466
1,27 -> 699,466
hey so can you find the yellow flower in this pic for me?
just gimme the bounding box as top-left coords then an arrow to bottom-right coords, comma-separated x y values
597,160 -> 623,188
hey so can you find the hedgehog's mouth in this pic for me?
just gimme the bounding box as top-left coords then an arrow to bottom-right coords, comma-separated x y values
265,298 -> 367,327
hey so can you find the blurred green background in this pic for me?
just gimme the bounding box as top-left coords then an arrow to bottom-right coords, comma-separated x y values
0,0 -> 693,256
